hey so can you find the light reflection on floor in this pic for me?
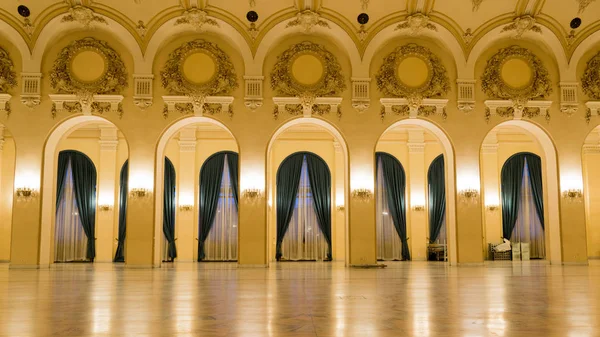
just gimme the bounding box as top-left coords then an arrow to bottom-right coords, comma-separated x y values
0,261 -> 599,336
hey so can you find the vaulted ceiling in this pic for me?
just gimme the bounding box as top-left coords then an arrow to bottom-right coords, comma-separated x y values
1,0 -> 597,57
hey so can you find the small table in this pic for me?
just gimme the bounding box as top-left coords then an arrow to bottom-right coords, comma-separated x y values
428,244 -> 447,261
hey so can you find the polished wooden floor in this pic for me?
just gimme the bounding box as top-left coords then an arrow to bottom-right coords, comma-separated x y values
1,261 -> 599,336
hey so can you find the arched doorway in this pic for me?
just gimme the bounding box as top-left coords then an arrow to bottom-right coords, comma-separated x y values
500,152 -> 546,260
582,126 -> 600,260
40,116 -> 129,265
480,121 -> 561,264
275,152 -> 332,261
154,117 -> 239,265
0,125 -> 16,263
267,118 -> 349,264
375,121 -> 456,264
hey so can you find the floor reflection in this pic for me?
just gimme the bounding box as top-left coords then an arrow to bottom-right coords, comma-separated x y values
0,261 -> 598,336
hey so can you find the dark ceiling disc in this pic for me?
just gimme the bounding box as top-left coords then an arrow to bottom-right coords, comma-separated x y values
17,5 -> 30,18
357,13 -> 369,25
570,17 -> 582,29
247,10 -> 259,23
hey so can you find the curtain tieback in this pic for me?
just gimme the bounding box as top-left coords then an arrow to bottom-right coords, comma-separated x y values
401,237 -> 410,243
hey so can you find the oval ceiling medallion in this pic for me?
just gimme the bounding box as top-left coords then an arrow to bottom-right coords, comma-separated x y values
500,58 -> 533,89
182,51 -> 216,85
69,50 -> 107,83
291,53 -> 324,86
396,56 -> 430,88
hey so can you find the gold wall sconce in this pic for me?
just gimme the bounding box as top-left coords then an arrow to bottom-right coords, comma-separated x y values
486,204 -> 499,212
459,188 -> 480,204
336,205 -> 345,212
243,188 -> 262,200
562,189 -> 583,203
411,205 -> 426,212
98,204 -> 113,212
179,204 -> 194,212
352,188 -> 372,201
130,188 -> 150,198
15,187 -> 37,200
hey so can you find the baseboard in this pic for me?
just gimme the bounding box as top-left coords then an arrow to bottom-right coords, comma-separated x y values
9,264 -> 42,269
457,262 -> 485,267
236,264 -> 268,268
562,261 -> 589,266
0,260 -> 9,263
124,264 -> 156,269
588,256 -> 600,260
349,264 -> 386,269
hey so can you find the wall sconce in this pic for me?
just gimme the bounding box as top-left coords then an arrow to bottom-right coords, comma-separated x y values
179,204 -> 194,211
486,204 -> 499,212
352,188 -> 372,201
15,187 -> 37,200
336,205 -> 345,212
130,188 -> 150,198
243,188 -> 262,200
411,205 -> 426,212
562,189 -> 583,203
459,188 -> 480,204
98,204 -> 113,212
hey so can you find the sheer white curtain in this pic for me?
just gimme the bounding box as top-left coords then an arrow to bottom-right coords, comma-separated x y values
281,158 -> 328,261
54,160 -> 88,262
512,159 -> 546,259
376,158 -> 403,261
204,156 -> 239,261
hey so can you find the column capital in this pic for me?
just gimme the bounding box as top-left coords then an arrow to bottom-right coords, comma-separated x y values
178,140 -> 197,152
407,143 -> 425,153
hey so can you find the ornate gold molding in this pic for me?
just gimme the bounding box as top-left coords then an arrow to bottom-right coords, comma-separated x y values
174,8 -> 219,30
160,39 -> 238,97
501,15 -> 542,39
270,41 -> 346,97
0,47 -> 17,94
481,46 -> 551,102
395,13 -> 437,35
582,51 -> 600,100
577,0 -> 597,13
376,44 -> 449,100
286,10 -> 330,33
50,37 -> 128,95
61,5 -> 108,28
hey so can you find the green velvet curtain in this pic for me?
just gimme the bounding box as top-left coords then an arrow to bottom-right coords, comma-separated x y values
525,154 -> 545,229
427,155 -> 446,243
306,154 -> 333,260
55,152 -> 70,210
113,160 -> 128,262
67,151 -> 98,261
501,154 -> 526,239
163,157 -> 177,260
226,152 -> 240,207
198,152 -> 227,261
377,152 -> 410,260
275,153 -> 304,260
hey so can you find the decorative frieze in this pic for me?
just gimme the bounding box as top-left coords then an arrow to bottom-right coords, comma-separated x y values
407,143 -> 426,153
286,10 -> 330,33
501,15 -> 542,39
457,79 -> 476,113
380,98 -> 448,120
162,95 -> 234,118
484,100 -> 552,122
61,5 -> 107,28
133,74 -> 154,110
272,96 -> 342,119
244,76 -> 264,111
583,144 -> 600,154
20,73 -> 42,109
175,8 -> 219,30
351,78 -> 370,113
395,13 -> 437,35
49,94 -> 124,118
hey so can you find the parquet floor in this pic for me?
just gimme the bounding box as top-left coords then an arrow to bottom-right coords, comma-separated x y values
1,261 -> 599,336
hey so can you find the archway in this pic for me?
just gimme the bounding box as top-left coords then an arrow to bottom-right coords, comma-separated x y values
154,117 -> 239,266
375,120 -> 457,264
480,121 -> 561,264
40,116 -> 130,266
266,118 -> 349,265
0,124 -> 16,263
